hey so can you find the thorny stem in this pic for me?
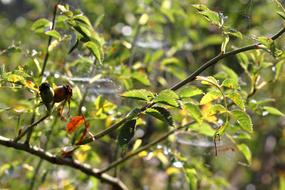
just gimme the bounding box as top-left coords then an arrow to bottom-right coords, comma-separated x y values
40,0 -> 60,76
79,27 -> 285,145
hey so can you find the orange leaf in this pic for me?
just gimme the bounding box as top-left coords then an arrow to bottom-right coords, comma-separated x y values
66,116 -> 85,133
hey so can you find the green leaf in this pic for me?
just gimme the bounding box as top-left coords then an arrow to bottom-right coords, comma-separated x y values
45,30 -> 61,40
153,89 -> 179,107
179,86 -> 203,98
215,121 -> 229,136
207,104 -> 227,116
232,110 -> 253,133
263,106 -> 285,116
84,41 -> 102,64
185,168 -> 198,190
121,89 -> 154,101
74,15 -> 92,27
274,60 -> 284,81
237,143 -> 252,164
196,76 -> 219,87
221,35 -> 229,53
118,119 -> 136,146
189,122 -> 215,136
200,90 -> 222,105
184,103 -> 203,124
2,72 -> 25,83
145,106 -> 173,126
224,28 -> 243,38
31,18 -> 51,33
277,11 -> 285,20
218,64 -> 239,82
221,79 -> 239,89
131,72 -> 150,86
193,4 -> 221,26
226,92 -> 245,110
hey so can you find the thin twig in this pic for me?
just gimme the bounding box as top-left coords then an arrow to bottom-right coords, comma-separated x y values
40,0 -> 60,76
0,135 -> 128,190
14,114 -> 50,142
78,27 -> 285,145
98,125 -> 188,174
28,117 -> 58,190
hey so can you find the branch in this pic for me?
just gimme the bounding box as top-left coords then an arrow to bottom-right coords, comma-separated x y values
40,1 -> 60,76
0,135 -> 128,190
14,114 -> 50,142
78,27 -> 285,144
98,125 -> 187,174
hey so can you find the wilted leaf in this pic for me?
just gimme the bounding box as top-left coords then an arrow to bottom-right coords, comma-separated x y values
232,110 -> 253,133
66,116 -> 85,133
118,119 -> 136,146
153,89 -> 179,107
121,89 -> 154,101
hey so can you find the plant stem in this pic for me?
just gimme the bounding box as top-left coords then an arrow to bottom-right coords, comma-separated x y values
14,114 -> 50,142
40,0 -> 60,76
98,125 -> 187,174
28,117 -> 58,190
78,27 -> 285,144
0,135 -> 128,190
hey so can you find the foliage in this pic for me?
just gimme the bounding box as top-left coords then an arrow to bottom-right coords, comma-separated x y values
0,0 -> 285,190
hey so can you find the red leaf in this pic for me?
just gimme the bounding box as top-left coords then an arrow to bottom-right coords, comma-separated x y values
66,115 -> 85,133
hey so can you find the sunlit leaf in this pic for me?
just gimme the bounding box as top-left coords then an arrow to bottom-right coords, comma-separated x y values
237,143 -> 252,164
74,15 -> 92,27
121,89 -> 154,101
131,71 -> 150,86
196,76 -> 220,87
45,30 -> 61,40
184,103 -> 203,124
153,89 -> 179,107
185,168 -> 198,190
66,116 -> 85,133
221,78 -> 239,89
179,86 -> 203,98
263,106 -> 285,116
226,92 -> 245,110
31,18 -> 51,33
221,35 -> 229,53
193,4 -> 221,26
84,41 -> 102,64
207,104 -> 227,116
200,90 -> 222,105
118,119 -> 136,146
232,110 -> 253,133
